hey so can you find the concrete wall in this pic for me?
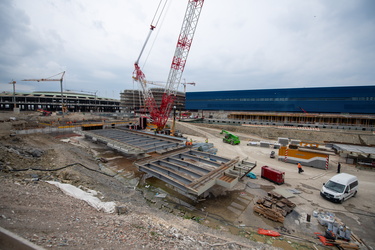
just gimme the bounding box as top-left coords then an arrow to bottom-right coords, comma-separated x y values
0,226 -> 44,250
14,126 -> 82,135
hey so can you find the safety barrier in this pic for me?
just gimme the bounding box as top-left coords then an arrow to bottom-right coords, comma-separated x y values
14,126 -> 82,135
241,124 -> 320,131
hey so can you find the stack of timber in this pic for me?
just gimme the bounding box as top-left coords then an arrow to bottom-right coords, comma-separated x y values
350,233 -> 370,250
326,239 -> 359,249
324,231 -> 369,250
316,214 -> 370,250
253,191 -> 296,223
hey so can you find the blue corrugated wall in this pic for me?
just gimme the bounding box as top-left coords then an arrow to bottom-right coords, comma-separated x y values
185,86 -> 375,114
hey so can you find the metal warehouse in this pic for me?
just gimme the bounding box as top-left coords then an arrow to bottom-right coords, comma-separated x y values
186,85 -> 375,114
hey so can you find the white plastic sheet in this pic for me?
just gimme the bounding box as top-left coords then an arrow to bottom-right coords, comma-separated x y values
46,181 -> 116,213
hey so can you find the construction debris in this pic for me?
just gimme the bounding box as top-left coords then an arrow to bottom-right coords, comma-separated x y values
253,191 -> 296,223
314,211 -> 370,250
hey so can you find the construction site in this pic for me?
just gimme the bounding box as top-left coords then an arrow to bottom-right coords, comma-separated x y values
1,110 -> 375,250
1,0 -> 375,249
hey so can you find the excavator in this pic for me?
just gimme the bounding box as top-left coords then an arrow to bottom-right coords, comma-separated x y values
220,130 -> 240,145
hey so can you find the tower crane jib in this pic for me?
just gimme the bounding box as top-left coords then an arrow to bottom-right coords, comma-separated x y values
22,71 -> 67,114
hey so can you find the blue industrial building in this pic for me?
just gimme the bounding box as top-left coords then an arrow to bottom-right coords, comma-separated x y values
185,85 -> 375,114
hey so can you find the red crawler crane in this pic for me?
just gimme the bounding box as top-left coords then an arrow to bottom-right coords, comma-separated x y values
133,0 -> 204,130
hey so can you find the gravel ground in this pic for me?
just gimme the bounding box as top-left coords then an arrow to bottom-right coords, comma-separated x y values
0,179 -> 269,249
2,113 -> 373,249
0,131 -> 273,249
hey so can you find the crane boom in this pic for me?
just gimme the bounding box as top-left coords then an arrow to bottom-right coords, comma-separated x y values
165,0 -> 204,95
132,0 -> 168,128
133,0 -> 204,130
154,0 -> 204,130
22,79 -> 60,82
22,71 -> 65,82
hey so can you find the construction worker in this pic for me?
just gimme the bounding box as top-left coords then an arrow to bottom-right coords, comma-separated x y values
298,162 -> 304,174
205,138 -> 208,143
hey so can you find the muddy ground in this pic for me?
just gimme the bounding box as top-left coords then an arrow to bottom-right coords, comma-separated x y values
1,111 -> 374,249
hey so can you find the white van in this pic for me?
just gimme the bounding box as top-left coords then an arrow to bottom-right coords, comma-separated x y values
320,173 -> 358,203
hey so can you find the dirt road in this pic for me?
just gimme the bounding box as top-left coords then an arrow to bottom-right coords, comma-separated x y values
177,121 -> 375,248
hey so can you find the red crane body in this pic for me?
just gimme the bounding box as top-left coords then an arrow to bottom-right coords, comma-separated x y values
133,0 -> 204,130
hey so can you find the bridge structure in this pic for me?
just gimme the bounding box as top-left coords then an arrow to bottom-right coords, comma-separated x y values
80,128 -> 255,200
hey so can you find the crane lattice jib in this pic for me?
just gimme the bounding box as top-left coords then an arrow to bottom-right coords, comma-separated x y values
152,0 -> 204,130
133,63 -> 158,118
165,0 -> 204,96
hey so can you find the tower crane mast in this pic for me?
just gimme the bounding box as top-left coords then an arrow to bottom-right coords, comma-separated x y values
133,0 -> 204,130
182,80 -> 196,93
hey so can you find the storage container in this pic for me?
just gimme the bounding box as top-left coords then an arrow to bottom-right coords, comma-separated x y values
261,166 -> 285,185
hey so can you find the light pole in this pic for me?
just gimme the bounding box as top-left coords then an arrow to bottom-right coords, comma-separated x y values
95,90 -> 98,113
171,105 -> 176,135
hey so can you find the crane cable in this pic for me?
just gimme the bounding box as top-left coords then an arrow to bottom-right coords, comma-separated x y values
44,71 -> 65,80
151,0 -> 168,28
139,0 -> 169,70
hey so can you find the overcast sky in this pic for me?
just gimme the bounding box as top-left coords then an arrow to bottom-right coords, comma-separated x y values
1,0 -> 374,99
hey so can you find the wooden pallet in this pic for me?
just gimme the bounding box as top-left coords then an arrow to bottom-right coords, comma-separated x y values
254,193 -> 296,223
253,204 -> 284,223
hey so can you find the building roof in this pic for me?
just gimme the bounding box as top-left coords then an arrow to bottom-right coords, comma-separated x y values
332,143 -> 375,159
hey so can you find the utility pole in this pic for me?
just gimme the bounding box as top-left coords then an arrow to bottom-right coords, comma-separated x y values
95,90 -> 98,113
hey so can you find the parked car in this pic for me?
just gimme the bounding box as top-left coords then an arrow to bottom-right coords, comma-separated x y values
320,173 -> 358,203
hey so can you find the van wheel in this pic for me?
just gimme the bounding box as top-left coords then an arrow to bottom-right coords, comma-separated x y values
353,191 -> 357,197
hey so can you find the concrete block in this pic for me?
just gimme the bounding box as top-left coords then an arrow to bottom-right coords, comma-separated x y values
290,139 -> 301,145
278,137 -> 289,146
247,141 -> 258,146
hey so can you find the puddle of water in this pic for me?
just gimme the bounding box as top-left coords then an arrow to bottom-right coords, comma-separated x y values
142,177 -> 288,240
94,148 -> 142,178
195,190 -> 252,222
145,177 -> 196,206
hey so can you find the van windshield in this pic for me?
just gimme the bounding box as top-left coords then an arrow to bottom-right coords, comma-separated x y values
325,180 -> 345,193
